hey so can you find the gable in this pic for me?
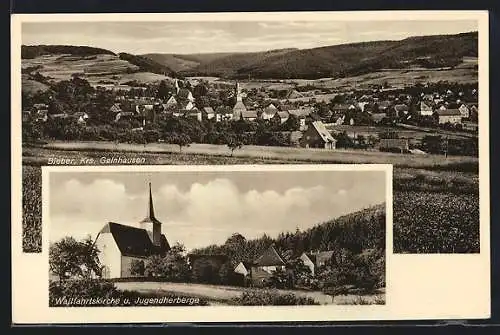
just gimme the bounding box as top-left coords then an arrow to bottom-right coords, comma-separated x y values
255,245 -> 286,266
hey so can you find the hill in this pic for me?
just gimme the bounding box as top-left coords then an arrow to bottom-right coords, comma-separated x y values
118,53 -> 176,76
21,45 -> 116,59
141,52 -> 238,72
177,48 -> 300,78
21,46 -> 173,94
177,32 -> 478,79
191,203 -> 385,264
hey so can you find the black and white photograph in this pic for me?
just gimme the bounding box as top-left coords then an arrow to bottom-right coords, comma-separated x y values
47,165 -> 387,307
11,11 -> 491,324
16,13 -> 487,256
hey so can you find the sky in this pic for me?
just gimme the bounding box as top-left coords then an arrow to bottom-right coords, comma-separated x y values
22,20 -> 478,54
48,170 -> 386,250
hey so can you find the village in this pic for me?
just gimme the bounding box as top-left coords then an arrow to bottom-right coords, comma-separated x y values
23,73 -> 479,156
50,181 -> 386,306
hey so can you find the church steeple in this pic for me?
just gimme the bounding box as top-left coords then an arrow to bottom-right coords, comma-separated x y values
140,182 -> 162,246
147,182 -> 155,220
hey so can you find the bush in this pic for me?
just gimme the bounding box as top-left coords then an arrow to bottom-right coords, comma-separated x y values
49,279 -> 119,305
233,289 -> 319,305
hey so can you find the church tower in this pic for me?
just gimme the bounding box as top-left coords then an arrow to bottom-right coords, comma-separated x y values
235,81 -> 242,101
140,183 -> 162,246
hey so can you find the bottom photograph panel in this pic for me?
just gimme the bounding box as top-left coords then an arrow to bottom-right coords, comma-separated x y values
46,165 -> 389,308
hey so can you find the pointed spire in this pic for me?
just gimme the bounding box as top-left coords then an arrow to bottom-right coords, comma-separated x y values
148,182 -> 155,219
141,182 -> 161,225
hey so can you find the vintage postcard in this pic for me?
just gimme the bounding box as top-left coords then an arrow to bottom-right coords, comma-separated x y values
11,11 -> 490,323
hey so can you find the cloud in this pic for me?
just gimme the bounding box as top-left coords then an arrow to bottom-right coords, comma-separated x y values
50,177 -> 384,250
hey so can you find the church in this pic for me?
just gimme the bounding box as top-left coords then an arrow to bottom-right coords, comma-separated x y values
94,183 -> 170,278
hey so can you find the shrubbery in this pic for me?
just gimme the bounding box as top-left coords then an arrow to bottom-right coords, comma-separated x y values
233,289 -> 318,306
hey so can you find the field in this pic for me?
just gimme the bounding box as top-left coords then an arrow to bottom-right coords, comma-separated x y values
21,54 -> 170,93
20,141 -> 479,254
30,141 -> 478,170
114,281 -> 385,305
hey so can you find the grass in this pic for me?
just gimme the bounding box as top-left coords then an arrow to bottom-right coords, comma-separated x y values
21,143 -> 480,254
34,140 -> 478,171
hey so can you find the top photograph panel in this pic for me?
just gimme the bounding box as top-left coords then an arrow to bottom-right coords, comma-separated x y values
13,12 -> 488,254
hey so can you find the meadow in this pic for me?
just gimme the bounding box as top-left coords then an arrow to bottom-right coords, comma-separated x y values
21,142 -> 480,254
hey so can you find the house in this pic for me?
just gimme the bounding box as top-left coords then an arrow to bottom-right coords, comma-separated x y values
261,104 -> 278,120
109,103 -> 122,114
393,104 -> 409,117
331,114 -> 345,126
178,100 -> 195,111
115,111 -> 135,122
371,112 -> 387,124
241,110 -> 258,121
377,100 -> 392,111
73,112 -> 89,124
422,93 -> 434,102
94,183 -> 170,278
462,121 -> 479,132
33,103 -> 49,112
288,108 -> 313,130
418,101 -> 433,116
33,110 -> 48,122
331,103 -> 356,114
234,261 -> 252,277
276,111 -> 289,124
22,110 -> 31,122
202,107 -> 215,120
299,251 -> 334,276
177,87 -> 195,103
164,95 -> 178,109
379,138 -> 410,153
435,109 -> 462,124
300,121 -> 336,149
286,89 -> 304,99
250,245 -> 286,286
458,104 -> 470,118
215,106 -> 233,122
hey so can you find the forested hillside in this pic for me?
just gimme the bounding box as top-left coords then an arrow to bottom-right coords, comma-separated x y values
176,31 -> 477,79
191,204 -> 385,265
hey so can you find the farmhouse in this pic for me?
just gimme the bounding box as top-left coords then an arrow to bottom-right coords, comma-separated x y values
261,103 -> 278,120
393,104 -> 409,117
300,121 -> 336,149
94,183 -> 170,279
418,101 -> 433,116
299,251 -> 334,276
250,245 -> 286,286
202,107 -> 215,120
234,261 -> 253,277
458,104 -> 470,118
435,109 -> 462,124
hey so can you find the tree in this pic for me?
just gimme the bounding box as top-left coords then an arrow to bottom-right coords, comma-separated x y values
281,114 -> 300,131
49,236 -> 101,282
156,80 -> 172,100
144,243 -> 190,281
130,259 -> 145,276
168,133 -> 191,152
225,133 -> 244,157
